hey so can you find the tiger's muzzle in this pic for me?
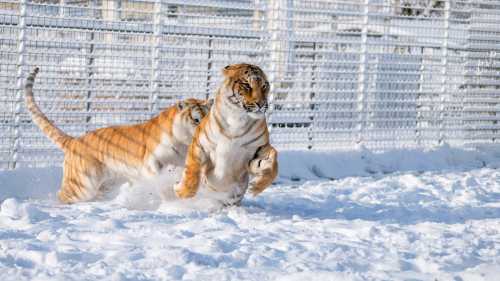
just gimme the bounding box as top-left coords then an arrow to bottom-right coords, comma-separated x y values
228,92 -> 268,114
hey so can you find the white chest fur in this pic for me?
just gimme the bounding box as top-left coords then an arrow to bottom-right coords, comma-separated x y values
203,95 -> 265,192
211,138 -> 254,181
147,133 -> 187,173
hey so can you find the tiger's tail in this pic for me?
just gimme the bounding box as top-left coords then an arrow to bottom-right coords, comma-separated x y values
24,67 -> 72,150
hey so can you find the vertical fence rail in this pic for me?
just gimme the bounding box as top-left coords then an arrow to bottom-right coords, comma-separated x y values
439,0 -> 450,145
1,0 -> 500,169
85,32 -> 95,128
150,0 -> 162,114
10,0 -> 27,169
356,0 -> 370,146
205,36 -> 213,100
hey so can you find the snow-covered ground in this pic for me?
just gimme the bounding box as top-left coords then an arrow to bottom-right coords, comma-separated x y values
1,146 -> 500,280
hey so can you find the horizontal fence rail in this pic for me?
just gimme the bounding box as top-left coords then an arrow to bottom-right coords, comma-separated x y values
1,0 -> 500,169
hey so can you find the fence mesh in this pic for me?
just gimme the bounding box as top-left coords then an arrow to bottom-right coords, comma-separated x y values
1,0 -> 500,169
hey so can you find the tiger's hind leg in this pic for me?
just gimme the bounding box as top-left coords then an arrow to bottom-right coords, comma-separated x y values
57,160 -> 104,204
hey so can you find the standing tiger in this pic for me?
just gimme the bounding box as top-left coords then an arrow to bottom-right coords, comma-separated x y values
174,63 -> 278,205
25,67 -> 212,203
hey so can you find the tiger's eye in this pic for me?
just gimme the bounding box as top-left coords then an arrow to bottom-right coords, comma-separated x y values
241,83 -> 251,91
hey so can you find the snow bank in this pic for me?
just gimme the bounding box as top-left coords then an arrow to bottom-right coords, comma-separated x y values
1,145 -> 500,280
279,144 -> 500,180
0,167 -> 61,201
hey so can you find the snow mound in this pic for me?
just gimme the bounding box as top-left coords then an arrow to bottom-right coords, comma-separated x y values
1,145 -> 500,280
279,144 -> 500,180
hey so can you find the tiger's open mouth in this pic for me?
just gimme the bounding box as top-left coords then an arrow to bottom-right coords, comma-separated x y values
228,92 -> 268,114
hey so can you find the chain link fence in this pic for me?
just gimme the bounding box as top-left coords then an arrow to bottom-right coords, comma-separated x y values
1,0 -> 499,169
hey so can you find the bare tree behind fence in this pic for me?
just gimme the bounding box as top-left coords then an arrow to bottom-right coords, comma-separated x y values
1,0 -> 499,169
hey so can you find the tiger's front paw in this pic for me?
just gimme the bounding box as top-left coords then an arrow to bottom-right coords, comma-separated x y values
249,156 -> 274,174
174,183 -> 196,199
248,181 -> 265,197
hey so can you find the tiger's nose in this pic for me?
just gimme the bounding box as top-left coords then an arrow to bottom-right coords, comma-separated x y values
249,76 -> 261,86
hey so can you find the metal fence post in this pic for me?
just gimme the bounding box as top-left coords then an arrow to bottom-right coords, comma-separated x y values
10,0 -> 28,169
438,0 -> 450,145
150,0 -> 162,114
416,49 -> 425,147
259,0 -> 276,140
267,0 -> 292,102
85,0 -> 96,131
356,0 -> 369,146
266,0 -> 278,110
205,36 -> 213,100
307,42 -> 317,150
460,3 -> 471,146
59,0 -> 65,18
85,32 -> 95,129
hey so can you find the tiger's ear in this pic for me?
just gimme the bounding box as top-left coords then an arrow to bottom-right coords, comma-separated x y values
176,101 -> 186,110
206,98 -> 214,109
222,64 -> 238,78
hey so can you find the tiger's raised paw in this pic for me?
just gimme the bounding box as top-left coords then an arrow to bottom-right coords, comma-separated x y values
248,182 -> 264,197
248,153 -> 275,174
174,183 -> 197,199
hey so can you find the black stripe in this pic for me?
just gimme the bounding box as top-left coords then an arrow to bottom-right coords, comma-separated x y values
242,129 -> 266,147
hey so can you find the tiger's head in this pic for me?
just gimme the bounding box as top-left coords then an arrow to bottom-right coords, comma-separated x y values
172,98 -> 212,145
220,63 -> 270,119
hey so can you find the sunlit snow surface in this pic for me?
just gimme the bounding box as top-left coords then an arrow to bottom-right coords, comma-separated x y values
1,147 -> 500,280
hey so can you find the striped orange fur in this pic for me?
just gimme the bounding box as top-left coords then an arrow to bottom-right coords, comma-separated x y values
25,67 -> 211,203
175,64 -> 278,205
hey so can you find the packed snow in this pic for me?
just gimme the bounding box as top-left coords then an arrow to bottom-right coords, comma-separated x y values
1,145 -> 500,280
